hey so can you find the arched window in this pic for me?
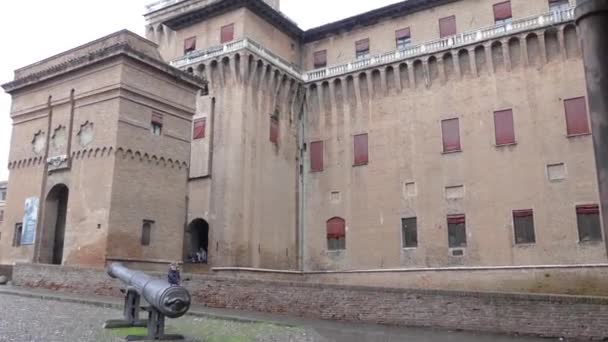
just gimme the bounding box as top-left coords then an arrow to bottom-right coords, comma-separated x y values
327,217 -> 346,251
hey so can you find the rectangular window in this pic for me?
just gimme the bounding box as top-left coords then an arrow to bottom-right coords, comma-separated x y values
564,97 -> 590,136
439,15 -> 457,38
396,28 -> 411,50
441,118 -> 461,152
402,217 -> 418,248
353,133 -> 369,166
494,109 -> 515,145
327,218 -> 346,251
513,209 -> 536,244
310,141 -> 324,172
151,113 -> 163,136
493,1 -> 513,25
549,0 -> 570,12
576,204 -> 603,242
220,23 -> 235,43
270,116 -> 279,144
184,36 -> 197,54
0,191 -> 5,201
447,214 -> 467,248
141,220 -> 154,246
0,210 -> 3,222
313,50 -> 327,69
12,223 -> 23,247
355,39 -> 370,60
193,118 -> 206,140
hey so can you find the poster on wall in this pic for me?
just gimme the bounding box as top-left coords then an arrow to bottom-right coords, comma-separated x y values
21,197 -> 39,245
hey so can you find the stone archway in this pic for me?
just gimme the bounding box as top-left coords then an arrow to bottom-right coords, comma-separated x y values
185,219 -> 209,264
42,184 -> 69,265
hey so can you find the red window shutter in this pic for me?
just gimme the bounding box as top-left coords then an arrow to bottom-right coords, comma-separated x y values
193,118 -> 206,140
152,113 -> 163,124
313,50 -> 327,69
439,16 -> 457,38
184,36 -> 197,52
310,141 -> 324,172
396,28 -> 411,40
221,23 -> 235,43
447,214 -> 466,224
493,1 -> 512,21
327,217 -> 346,239
513,209 -> 533,218
270,117 -> 279,144
564,97 -> 590,136
442,118 -> 461,152
353,133 -> 369,166
577,204 -> 600,215
356,39 -> 370,53
494,109 -> 515,145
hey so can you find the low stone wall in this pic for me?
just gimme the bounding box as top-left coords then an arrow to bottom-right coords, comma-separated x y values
11,263 -> 608,340
0,264 -> 13,280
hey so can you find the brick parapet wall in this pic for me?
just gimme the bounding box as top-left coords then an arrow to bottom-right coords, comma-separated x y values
10,263 -> 608,340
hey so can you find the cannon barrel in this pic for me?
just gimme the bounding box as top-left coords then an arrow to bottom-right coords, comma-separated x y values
107,263 -> 191,318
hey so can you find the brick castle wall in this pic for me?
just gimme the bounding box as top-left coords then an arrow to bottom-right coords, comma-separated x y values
11,263 -> 608,340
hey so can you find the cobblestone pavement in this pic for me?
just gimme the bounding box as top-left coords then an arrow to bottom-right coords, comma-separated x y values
0,294 -> 558,342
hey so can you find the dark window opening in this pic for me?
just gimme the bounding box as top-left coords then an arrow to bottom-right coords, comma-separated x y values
439,15 -> 457,38
151,113 -> 163,136
221,23 -> 235,43
0,210 -> 3,222
396,28 -> 411,50
270,116 -> 279,144
184,36 -> 197,54
356,39 -> 370,60
193,118 -> 206,140
327,217 -> 346,251
576,204 -> 602,242
0,190 -> 5,201
513,209 -> 536,244
12,223 -> 22,247
494,1 -> 513,25
402,217 -> 418,248
310,141 -> 324,172
313,50 -> 327,69
442,118 -> 461,152
353,133 -> 369,166
494,109 -> 515,145
564,97 -> 590,136
447,214 -> 467,248
141,220 -> 153,246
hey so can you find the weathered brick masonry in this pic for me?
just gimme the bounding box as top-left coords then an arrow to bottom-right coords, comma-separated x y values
11,263 -> 608,340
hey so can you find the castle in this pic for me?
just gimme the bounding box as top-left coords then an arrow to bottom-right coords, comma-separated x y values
1,0 -> 605,286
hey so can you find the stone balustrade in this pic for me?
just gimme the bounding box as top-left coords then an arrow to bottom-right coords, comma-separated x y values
169,7 -> 574,82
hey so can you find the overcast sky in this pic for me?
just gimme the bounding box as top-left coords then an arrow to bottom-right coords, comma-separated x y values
0,0 -> 401,181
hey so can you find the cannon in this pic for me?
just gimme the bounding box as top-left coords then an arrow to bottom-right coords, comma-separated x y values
103,263 -> 191,341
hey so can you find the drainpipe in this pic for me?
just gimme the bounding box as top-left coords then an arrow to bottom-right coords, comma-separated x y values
575,0 -> 608,254
297,90 -> 307,272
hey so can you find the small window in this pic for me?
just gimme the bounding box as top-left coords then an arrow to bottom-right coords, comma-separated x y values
184,36 -> 197,54
327,217 -> 346,251
0,190 -> 5,201
355,39 -> 370,60
13,223 -> 23,247
141,220 -> 154,246
402,217 -> 418,248
439,15 -> 457,38
494,109 -> 515,145
447,214 -> 466,248
270,116 -> 279,144
193,118 -> 206,140
353,133 -> 369,166
151,113 -> 163,136
441,118 -> 461,153
549,0 -> 570,12
310,141 -> 324,172
0,209 -> 3,222
396,28 -> 411,50
576,205 -> 602,242
564,97 -> 590,136
313,50 -> 327,69
493,1 -> 513,25
220,23 -> 235,43
513,209 -> 536,244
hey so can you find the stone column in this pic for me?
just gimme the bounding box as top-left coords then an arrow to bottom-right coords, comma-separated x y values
576,0 -> 608,250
